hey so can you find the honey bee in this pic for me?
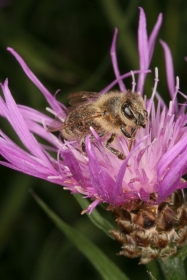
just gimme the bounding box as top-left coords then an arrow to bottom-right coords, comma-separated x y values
48,90 -> 148,160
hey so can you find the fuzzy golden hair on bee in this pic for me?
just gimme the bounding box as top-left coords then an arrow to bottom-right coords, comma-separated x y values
47,90 -> 148,160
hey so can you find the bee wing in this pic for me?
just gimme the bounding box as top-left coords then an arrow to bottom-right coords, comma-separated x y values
68,91 -> 101,106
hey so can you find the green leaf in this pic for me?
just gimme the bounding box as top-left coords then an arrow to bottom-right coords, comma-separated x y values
158,256 -> 186,280
0,175 -> 29,254
99,0 -> 138,68
74,194 -> 115,238
31,191 -> 129,280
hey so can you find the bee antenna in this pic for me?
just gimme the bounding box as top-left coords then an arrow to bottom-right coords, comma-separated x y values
131,71 -> 136,92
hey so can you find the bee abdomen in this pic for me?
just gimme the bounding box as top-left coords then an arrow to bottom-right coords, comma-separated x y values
62,105 -> 104,140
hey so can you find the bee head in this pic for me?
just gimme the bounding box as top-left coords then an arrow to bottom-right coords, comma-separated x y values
121,95 -> 148,128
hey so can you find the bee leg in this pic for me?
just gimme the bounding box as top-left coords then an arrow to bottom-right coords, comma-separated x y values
121,125 -> 138,151
128,127 -> 138,151
80,137 -> 86,154
120,125 -> 132,138
128,139 -> 134,151
80,133 -> 105,155
106,133 -> 125,160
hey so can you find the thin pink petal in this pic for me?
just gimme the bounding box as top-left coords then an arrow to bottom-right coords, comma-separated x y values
1,80 -> 52,164
148,13 -> 163,60
110,28 -> 126,91
137,7 -> 149,93
7,47 -> 63,114
159,40 -> 175,98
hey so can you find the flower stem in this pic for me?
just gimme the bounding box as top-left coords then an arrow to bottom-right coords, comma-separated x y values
158,257 -> 186,280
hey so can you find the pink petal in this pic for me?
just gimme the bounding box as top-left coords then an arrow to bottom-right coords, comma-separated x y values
137,7 -> 149,93
7,47 -> 63,114
159,40 -> 175,99
110,28 -> 126,91
1,80 -> 51,164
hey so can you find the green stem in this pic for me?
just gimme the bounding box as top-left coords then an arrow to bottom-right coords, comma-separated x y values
146,260 -> 163,280
158,257 -> 186,280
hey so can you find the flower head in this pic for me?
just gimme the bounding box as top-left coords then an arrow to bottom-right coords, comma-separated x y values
1,8 -> 187,216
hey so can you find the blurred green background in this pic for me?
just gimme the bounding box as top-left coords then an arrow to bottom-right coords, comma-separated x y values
1,0 -> 187,279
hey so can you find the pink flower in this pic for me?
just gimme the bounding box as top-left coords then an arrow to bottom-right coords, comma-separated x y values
1,8 -> 187,213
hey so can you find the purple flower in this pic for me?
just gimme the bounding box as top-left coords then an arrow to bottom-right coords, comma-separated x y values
1,8 -> 187,214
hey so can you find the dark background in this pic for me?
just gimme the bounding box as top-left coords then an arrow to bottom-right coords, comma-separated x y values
0,0 -> 187,279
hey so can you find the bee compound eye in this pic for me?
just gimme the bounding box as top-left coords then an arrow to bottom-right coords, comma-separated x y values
122,104 -> 134,119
